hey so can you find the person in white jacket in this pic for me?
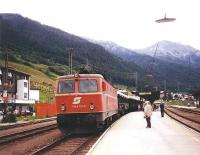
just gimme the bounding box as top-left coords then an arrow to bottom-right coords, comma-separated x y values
143,101 -> 153,128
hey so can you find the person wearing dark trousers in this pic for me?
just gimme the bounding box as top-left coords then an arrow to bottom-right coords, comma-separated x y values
160,103 -> 165,117
146,116 -> 151,128
143,101 -> 153,128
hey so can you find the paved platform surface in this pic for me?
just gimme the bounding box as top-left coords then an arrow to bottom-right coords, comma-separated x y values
88,111 -> 200,155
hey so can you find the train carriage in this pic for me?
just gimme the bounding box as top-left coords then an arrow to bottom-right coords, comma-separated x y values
117,91 -> 142,113
55,74 -> 118,133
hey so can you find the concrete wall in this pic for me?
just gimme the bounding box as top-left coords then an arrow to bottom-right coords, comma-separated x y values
29,89 -> 40,102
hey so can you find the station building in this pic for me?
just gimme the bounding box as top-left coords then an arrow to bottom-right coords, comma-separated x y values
0,66 -> 39,115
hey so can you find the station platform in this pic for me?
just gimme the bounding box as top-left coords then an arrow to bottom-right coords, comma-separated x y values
88,111 -> 200,155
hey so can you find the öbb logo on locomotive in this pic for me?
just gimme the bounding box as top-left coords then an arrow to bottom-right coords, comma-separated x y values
72,97 -> 82,105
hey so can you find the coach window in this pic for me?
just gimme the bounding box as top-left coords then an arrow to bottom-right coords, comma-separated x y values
79,79 -> 98,93
58,80 -> 75,93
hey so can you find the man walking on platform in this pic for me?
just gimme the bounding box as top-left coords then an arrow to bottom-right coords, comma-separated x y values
160,102 -> 165,117
143,101 -> 153,128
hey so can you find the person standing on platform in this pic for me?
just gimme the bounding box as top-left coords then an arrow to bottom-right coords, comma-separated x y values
160,102 -> 165,117
143,101 -> 153,128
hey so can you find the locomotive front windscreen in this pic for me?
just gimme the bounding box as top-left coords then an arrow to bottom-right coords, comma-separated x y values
79,79 -> 98,93
58,80 -> 75,93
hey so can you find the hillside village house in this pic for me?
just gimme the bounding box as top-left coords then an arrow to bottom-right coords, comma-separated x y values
0,66 -> 39,115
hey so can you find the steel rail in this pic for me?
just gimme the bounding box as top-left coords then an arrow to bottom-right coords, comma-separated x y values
173,107 -> 200,115
31,132 -> 103,155
0,117 -> 56,130
30,134 -> 71,155
0,124 -> 57,145
166,108 -> 200,124
167,108 -> 200,124
70,135 -> 94,155
165,108 -> 200,133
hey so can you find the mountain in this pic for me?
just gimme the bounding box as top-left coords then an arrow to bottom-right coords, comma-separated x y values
91,40 -> 152,63
1,13 -> 199,91
95,40 -> 200,91
136,40 -> 200,68
0,13 -> 143,87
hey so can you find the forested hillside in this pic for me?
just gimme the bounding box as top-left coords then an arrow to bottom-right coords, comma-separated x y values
0,13 -> 144,89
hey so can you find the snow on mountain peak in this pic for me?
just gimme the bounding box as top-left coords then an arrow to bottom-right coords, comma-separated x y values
136,40 -> 200,58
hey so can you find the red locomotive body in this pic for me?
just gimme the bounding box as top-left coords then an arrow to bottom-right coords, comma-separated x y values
55,74 -> 118,133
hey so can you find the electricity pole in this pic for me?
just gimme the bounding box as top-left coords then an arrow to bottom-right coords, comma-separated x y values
135,72 -> 138,91
68,48 -> 74,74
3,50 -> 8,119
177,81 -> 180,92
86,58 -> 89,67
5,50 -> 8,84
164,80 -> 166,91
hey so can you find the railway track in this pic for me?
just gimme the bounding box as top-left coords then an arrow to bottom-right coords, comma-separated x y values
165,107 -> 200,133
0,124 -> 57,145
171,106 -> 200,115
31,132 -> 102,155
166,107 -> 200,123
0,117 -> 56,130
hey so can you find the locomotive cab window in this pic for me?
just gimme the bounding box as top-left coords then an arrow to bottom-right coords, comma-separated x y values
79,79 -> 98,93
58,80 -> 75,93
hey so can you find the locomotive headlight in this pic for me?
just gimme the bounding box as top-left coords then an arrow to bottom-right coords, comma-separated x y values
89,103 -> 95,110
61,104 -> 66,111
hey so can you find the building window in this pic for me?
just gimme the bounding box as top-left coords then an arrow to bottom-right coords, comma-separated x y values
24,93 -> 28,99
24,82 -> 28,88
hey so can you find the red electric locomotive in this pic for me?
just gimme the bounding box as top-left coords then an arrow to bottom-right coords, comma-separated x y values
55,74 -> 118,133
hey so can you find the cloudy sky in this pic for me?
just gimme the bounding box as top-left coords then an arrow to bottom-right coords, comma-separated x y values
1,0 -> 200,49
